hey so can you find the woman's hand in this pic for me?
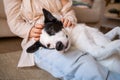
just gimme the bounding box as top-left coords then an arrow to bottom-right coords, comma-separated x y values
29,24 -> 44,41
61,18 -> 74,28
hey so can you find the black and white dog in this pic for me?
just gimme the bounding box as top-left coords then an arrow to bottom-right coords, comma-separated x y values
27,9 -> 70,53
27,9 -> 120,73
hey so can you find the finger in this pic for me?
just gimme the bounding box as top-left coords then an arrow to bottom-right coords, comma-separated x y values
67,20 -> 72,27
34,37 -> 40,41
30,32 -> 40,38
35,30 -> 42,34
72,24 -> 75,28
61,18 -> 64,23
35,24 -> 44,29
32,27 -> 42,34
64,19 -> 69,27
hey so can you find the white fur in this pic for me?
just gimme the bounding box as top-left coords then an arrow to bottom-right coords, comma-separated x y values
66,24 -> 120,73
39,22 -> 120,73
40,29 -> 70,52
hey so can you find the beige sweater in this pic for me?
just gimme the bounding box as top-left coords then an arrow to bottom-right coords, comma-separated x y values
4,0 -> 77,67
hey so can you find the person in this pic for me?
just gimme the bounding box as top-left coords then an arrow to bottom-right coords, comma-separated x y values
3,0 -> 120,80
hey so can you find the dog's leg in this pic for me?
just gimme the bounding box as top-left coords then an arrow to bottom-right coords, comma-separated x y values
89,40 -> 120,73
105,27 -> 120,40
87,40 -> 120,60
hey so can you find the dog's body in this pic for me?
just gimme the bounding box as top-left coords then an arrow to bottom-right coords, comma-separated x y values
27,9 -> 120,73
66,24 -> 120,73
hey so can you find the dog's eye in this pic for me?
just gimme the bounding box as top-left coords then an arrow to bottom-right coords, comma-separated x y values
66,35 -> 68,38
47,44 -> 50,48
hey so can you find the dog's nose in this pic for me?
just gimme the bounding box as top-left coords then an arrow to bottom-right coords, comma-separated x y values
56,41 -> 64,51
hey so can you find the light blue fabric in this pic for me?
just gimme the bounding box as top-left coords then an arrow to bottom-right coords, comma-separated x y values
34,47 -> 120,80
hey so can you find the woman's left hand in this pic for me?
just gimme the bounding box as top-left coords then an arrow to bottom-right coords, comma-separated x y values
61,18 -> 74,28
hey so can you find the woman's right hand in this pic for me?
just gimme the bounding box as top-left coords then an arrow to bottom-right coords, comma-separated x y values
29,24 -> 44,41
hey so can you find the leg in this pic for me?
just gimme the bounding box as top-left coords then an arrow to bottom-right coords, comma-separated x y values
107,71 -> 120,80
87,40 -> 120,60
34,48 -> 109,80
63,55 -> 108,80
105,27 -> 120,40
85,40 -> 120,73
34,48 -> 88,78
64,55 -> 120,80
74,26 -> 120,59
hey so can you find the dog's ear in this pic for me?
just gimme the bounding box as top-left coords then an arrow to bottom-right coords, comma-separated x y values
26,41 -> 41,53
42,8 -> 57,23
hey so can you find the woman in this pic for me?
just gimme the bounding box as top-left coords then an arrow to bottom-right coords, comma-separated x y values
3,0 -> 120,80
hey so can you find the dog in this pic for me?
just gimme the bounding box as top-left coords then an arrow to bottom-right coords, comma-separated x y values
27,8 -> 120,73
27,8 -> 70,53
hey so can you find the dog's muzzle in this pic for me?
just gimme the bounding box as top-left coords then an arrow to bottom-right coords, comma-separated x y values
56,41 -> 64,51
56,41 -> 69,51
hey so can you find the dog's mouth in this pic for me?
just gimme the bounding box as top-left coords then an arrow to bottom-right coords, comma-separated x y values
63,40 -> 71,52
65,41 -> 69,49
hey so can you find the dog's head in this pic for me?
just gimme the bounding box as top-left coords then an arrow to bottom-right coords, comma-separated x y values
27,8 -> 71,53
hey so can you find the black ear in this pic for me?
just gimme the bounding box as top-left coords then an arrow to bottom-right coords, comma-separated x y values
26,41 -> 41,53
42,8 -> 57,23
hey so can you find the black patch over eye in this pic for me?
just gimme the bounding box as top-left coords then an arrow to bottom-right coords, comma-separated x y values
45,21 -> 63,36
45,26 -> 56,35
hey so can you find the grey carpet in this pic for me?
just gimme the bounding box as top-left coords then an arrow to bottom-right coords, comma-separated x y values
0,51 -> 58,80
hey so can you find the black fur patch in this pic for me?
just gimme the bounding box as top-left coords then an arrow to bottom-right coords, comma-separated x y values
27,41 -> 54,53
44,21 -> 63,35
27,41 -> 41,53
27,8 -> 64,53
43,8 -> 63,36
